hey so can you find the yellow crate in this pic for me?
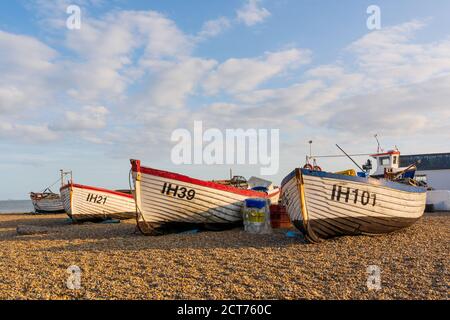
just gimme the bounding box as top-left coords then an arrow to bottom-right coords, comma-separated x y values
335,169 -> 356,176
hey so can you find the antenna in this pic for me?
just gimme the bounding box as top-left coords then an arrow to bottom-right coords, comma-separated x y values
374,134 -> 383,153
308,140 -> 313,158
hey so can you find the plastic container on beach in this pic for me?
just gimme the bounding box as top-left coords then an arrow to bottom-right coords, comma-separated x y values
242,198 -> 272,234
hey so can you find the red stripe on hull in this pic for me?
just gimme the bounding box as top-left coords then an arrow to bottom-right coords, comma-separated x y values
60,183 -> 133,199
130,159 -> 273,198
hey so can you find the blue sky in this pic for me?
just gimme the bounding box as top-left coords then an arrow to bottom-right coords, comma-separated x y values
1,0 -> 450,199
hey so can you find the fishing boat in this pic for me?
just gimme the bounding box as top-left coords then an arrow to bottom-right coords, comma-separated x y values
281,141 -> 427,242
281,169 -> 427,242
30,189 -> 65,214
59,171 -> 136,222
130,159 -> 281,235
370,149 -> 417,179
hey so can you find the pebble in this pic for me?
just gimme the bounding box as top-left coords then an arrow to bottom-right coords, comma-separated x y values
0,213 -> 448,299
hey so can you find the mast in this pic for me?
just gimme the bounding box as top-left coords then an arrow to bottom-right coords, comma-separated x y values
60,170 -> 73,186
374,134 -> 383,153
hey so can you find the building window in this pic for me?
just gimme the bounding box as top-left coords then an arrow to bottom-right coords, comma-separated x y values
393,156 -> 397,165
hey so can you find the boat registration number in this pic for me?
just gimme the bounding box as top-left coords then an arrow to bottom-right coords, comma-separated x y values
331,185 -> 376,206
86,193 -> 107,205
161,183 -> 196,200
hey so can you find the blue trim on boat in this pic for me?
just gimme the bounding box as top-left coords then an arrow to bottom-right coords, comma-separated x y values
300,169 -> 426,193
281,170 -> 296,187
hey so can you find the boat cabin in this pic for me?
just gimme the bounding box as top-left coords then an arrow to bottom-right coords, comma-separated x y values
371,150 -> 401,176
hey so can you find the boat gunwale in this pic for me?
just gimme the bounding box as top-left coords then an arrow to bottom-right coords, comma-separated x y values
59,183 -> 134,199
281,169 -> 427,194
130,159 -> 279,199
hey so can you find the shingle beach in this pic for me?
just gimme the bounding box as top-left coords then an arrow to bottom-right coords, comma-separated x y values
0,213 -> 448,300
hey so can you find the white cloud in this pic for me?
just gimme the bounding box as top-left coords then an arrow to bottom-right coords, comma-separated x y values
2,5 -> 450,157
237,0 -> 271,26
126,57 -> 218,142
26,0 -> 109,28
320,75 -> 450,136
0,122 -> 57,143
0,8 -> 197,144
0,30 -> 57,72
3,4 -> 450,192
51,106 -> 109,131
0,86 -> 27,113
197,19 -> 450,144
119,10 -> 192,60
301,21 -> 450,138
203,48 -> 311,95
198,17 -> 231,39
348,20 -> 450,89
63,10 -> 193,102
145,58 -> 217,109
0,30 -> 59,119
306,65 -> 346,79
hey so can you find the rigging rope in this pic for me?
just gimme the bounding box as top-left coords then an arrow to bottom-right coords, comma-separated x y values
40,176 -> 63,194
308,153 -> 372,159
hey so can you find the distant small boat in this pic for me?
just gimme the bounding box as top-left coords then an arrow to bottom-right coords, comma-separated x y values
30,190 -> 65,214
281,168 -> 427,242
130,159 -> 280,235
60,181 -> 136,222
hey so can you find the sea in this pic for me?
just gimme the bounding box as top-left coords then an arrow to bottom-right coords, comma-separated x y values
0,200 -> 34,214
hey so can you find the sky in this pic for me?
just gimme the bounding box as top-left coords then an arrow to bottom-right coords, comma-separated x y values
1,0 -> 450,199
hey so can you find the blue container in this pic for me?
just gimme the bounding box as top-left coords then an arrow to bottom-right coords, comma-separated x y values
357,172 -> 368,178
244,198 -> 267,209
251,186 -> 269,193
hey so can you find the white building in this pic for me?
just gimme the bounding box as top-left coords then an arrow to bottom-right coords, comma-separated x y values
400,153 -> 450,211
400,153 -> 450,190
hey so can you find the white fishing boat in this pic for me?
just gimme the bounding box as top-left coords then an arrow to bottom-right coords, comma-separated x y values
130,159 -> 280,235
59,172 -> 136,222
370,149 -> 417,179
30,189 -> 65,214
281,168 -> 427,242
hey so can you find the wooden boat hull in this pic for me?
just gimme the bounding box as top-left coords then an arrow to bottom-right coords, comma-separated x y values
281,169 -> 427,242
130,159 -> 280,235
30,193 -> 65,214
60,183 -> 136,222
